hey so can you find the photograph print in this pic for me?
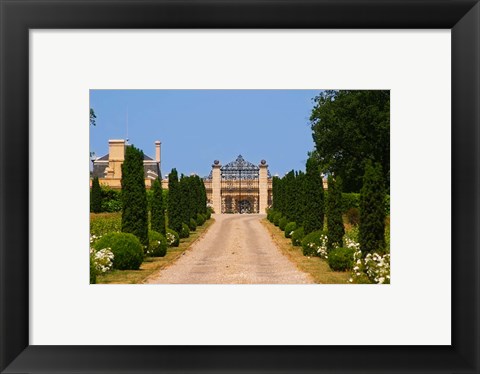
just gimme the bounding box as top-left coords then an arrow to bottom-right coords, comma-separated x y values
89,89 -> 390,285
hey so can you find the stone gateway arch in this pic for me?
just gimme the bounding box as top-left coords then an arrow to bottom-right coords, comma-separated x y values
204,155 -> 272,214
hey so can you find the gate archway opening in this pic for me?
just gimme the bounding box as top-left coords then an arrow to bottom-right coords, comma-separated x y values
205,155 -> 272,214
220,155 -> 260,214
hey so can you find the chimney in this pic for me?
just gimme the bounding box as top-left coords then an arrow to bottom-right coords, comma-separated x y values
155,141 -> 161,163
108,139 -> 126,161
107,139 -> 126,179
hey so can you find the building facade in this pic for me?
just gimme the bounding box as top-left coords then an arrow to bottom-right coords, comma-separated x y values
203,155 -> 272,214
91,140 -> 275,214
91,139 -> 162,189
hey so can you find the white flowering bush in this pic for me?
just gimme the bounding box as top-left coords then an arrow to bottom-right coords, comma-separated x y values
301,230 -> 329,258
90,234 -> 102,245
344,237 -> 360,251
166,228 -> 180,247
93,232 -> 143,270
166,232 -> 176,246
364,252 -> 390,284
315,234 -> 329,259
348,240 -> 390,284
145,245 -> 152,256
89,246 -> 114,274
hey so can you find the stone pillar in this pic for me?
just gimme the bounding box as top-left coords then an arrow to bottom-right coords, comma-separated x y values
108,139 -> 126,179
211,160 -> 222,214
258,160 -> 268,214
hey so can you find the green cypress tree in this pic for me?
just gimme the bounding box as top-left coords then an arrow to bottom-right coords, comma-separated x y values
179,175 -> 190,224
272,176 -> 279,211
189,176 -> 198,219
191,176 -> 199,217
199,176 -> 208,214
277,177 -> 286,216
194,175 -> 207,215
303,157 -> 325,235
284,170 -> 295,221
359,161 -> 386,255
294,171 -> 306,225
151,179 -> 166,235
90,176 -> 102,213
326,175 -> 345,251
189,176 -> 197,221
167,168 -> 182,233
121,145 -> 149,249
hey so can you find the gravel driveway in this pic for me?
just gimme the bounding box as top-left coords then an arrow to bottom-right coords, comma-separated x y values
145,214 -> 313,284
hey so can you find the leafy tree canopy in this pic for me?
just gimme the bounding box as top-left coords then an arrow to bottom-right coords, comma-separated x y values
310,90 -> 390,192
90,108 -> 97,126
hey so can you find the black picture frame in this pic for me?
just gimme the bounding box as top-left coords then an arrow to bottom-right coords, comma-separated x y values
1,0 -> 479,373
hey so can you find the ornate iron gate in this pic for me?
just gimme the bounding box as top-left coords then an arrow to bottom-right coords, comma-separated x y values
220,155 -> 260,213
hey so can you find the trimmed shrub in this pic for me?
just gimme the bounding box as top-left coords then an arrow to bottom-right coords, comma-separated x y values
284,222 -> 297,238
166,228 -> 180,247
359,161 -> 386,255
326,175 -> 344,251
206,207 -> 213,219
90,176 -> 102,213
102,199 -> 122,213
93,232 -> 144,270
273,212 -> 282,226
268,209 -> 277,223
121,145 -> 149,250
293,171 -> 306,225
195,213 -> 204,226
148,230 -> 168,257
189,218 -> 197,231
167,169 -> 183,234
180,223 -> 190,238
346,208 -> 360,226
328,247 -> 355,271
179,175 -> 191,227
303,157 -> 325,235
291,227 -> 305,246
301,230 -> 328,257
269,212 -> 275,223
151,179 -> 166,235
266,209 -> 273,222
279,217 -> 288,231
101,186 -> 122,212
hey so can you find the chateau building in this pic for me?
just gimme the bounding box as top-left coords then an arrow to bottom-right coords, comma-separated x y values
203,155 -> 272,214
91,140 -> 311,215
91,139 -> 162,189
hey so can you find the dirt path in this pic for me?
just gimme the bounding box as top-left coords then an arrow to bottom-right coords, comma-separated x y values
145,214 -> 313,284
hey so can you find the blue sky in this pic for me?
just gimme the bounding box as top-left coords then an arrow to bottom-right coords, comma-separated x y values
89,90 -> 321,177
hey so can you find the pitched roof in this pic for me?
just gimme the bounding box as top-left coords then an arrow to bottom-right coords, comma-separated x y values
94,153 -> 155,162
96,154 -> 109,161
